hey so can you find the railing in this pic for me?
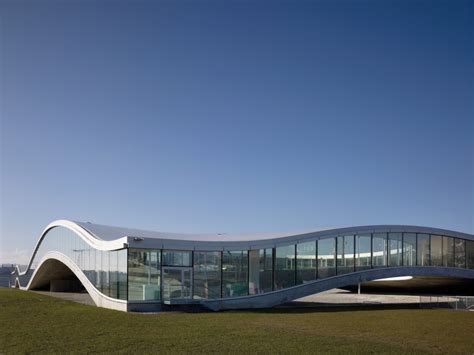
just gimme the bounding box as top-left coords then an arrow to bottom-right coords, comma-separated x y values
419,295 -> 474,311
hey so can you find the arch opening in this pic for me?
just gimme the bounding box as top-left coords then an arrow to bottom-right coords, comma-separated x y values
29,259 -> 86,293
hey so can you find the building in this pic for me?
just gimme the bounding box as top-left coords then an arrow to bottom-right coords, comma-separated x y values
11,220 -> 474,312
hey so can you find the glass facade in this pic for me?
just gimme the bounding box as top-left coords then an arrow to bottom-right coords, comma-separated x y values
417,234 -> 430,266
25,226 -> 474,305
296,241 -> 317,284
337,235 -> 354,274
30,226 -> 127,300
388,233 -> 402,267
275,245 -> 295,290
355,234 -> 371,271
222,251 -> 248,298
430,235 -> 443,266
318,238 -> 336,278
403,233 -> 417,266
193,252 -> 221,299
372,233 -> 387,267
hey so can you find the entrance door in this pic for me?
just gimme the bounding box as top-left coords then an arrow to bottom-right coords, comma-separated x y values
162,267 -> 192,302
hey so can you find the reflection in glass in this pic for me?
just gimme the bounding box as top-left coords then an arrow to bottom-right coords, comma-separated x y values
318,238 -> 336,278
296,241 -> 316,284
417,234 -> 430,266
275,245 -> 295,290
388,233 -> 402,267
403,233 -> 416,266
454,239 -> 466,268
355,235 -> 371,271
372,233 -> 387,267
128,249 -> 161,301
248,250 -> 260,295
162,267 -> 192,301
337,236 -> 354,274
467,241 -> 474,270
162,251 -> 192,267
259,248 -> 273,293
193,252 -> 221,299
431,235 -> 443,266
442,236 -> 454,267
222,251 -> 248,298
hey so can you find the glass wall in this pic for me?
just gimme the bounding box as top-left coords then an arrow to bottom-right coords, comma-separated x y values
417,234 -> 430,266
372,233 -> 387,267
296,241 -> 317,284
259,248 -> 273,293
248,250 -> 260,295
29,226 -> 127,300
355,234 -> 371,271
467,241 -> 474,269
454,239 -> 466,268
222,251 -> 248,298
403,233 -> 416,266
162,251 -> 192,267
193,252 -> 221,299
388,233 -> 402,267
430,235 -> 443,266
442,236 -> 454,267
318,238 -> 336,278
337,236 -> 354,274
128,249 -> 161,301
275,245 -> 295,290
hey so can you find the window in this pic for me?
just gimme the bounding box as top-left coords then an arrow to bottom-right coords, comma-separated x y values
296,241 -> 316,284
162,250 -> 192,267
442,236 -> 454,267
318,238 -> 336,278
467,241 -> 474,270
372,233 -> 387,267
128,249 -> 161,301
355,234 -> 371,271
337,235 -> 354,274
454,239 -> 466,268
430,235 -> 443,266
275,245 -> 295,290
403,233 -> 416,266
193,252 -> 221,299
259,248 -> 273,293
388,233 -> 402,267
417,234 -> 430,266
222,251 -> 248,298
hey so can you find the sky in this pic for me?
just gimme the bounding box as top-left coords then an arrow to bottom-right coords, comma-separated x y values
1,0 -> 473,264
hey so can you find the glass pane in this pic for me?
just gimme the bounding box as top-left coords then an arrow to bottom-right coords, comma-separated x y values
417,234 -> 430,266
442,236 -> 454,267
388,233 -> 402,267
162,250 -> 192,267
296,241 -> 316,284
162,267 -> 192,301
248,250 -> 260,295
431,235 -> 443,266
193,252 -> 221,299
318,238 -> 336,278
372,233 -> 387,267
454,239 -> 466,268
117,249 -> 127,300
128,249 -> 161,301
259,248 -> 273,293
403,233 -> 416,266
337,235 -> 354,274
222,251 -> 248,298
355,234 -> 371,271
467,240 -> 474,270
275,245 -> 295,290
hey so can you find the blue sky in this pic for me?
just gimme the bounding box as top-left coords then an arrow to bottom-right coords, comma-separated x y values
1,0 -> 473,264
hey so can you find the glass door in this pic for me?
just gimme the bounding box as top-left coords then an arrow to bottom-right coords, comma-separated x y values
162,267 -> 192,302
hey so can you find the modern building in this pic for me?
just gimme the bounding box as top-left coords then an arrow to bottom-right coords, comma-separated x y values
11,220 -> 474,312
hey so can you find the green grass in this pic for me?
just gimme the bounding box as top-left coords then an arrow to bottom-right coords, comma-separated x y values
1,288 -> 473,354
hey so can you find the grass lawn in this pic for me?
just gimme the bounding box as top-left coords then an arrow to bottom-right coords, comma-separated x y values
1,288 -> 473,354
